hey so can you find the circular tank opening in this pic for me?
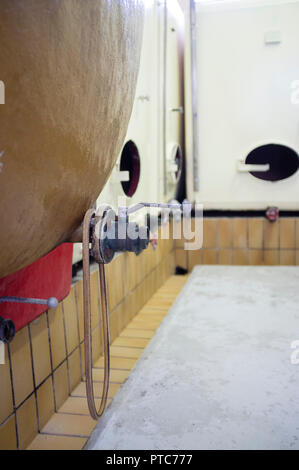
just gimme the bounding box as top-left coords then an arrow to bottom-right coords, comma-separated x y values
245,144 -> 299,182
120,140 -> 141,197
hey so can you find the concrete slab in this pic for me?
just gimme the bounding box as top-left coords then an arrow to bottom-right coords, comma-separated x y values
87,266 -> 299,450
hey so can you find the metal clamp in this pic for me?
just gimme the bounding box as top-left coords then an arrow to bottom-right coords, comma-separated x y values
170,107 -> 184,114
137,95 -> 150,102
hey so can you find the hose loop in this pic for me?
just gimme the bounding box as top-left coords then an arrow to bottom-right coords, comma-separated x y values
83,208 -> 110,420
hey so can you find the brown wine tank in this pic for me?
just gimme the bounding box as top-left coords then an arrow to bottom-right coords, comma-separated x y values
0,0 -> 144,279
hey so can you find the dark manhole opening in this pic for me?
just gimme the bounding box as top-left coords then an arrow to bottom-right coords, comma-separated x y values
120,140 -> 141,197
246,143 -> 299,182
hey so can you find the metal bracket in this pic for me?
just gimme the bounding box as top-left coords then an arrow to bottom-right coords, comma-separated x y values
237,160 -> 270,173
170,107 -> 184,114
0,296 -> 59,309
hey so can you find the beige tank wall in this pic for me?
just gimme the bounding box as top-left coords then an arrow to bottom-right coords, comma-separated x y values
0,0 -> 144,278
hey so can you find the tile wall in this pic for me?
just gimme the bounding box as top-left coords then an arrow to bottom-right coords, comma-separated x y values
0,225 -> 175,450
175,217 -> 299,271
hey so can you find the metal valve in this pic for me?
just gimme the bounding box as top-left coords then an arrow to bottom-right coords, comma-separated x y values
90,201 -> 190,265
104,221 -> 149,256
91,206 -> 150,265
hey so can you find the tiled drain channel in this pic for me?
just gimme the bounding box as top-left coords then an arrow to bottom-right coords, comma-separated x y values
27,275 -> 188,450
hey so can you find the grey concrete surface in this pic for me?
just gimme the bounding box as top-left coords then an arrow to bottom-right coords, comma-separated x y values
87,266 -> 299,450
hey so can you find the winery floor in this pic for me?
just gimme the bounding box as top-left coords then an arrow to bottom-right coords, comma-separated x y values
27,275 -> 188,450
87,266 -> 299,450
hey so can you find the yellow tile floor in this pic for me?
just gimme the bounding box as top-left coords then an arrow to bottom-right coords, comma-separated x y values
27,275 -> 188,451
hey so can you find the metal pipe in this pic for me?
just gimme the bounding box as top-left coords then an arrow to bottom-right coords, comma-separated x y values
0,296 -> 58,309
190,0 -> 199,192
163,0 -> 168,197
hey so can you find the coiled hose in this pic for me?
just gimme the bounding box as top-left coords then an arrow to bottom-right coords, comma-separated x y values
83,209 -> 110,420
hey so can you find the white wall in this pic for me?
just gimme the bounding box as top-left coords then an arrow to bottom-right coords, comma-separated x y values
165,0 -> 185,201
186,0 -> 299,209
73,0 -> 185,263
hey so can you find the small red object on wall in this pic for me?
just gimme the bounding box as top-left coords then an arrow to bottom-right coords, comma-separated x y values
0,244 -> 73,331
266,206 -> 279,222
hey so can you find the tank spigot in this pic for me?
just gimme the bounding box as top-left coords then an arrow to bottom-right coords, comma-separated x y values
104,221 -> 149,256
91,201 -> 191,265
92,207 -> 150,264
